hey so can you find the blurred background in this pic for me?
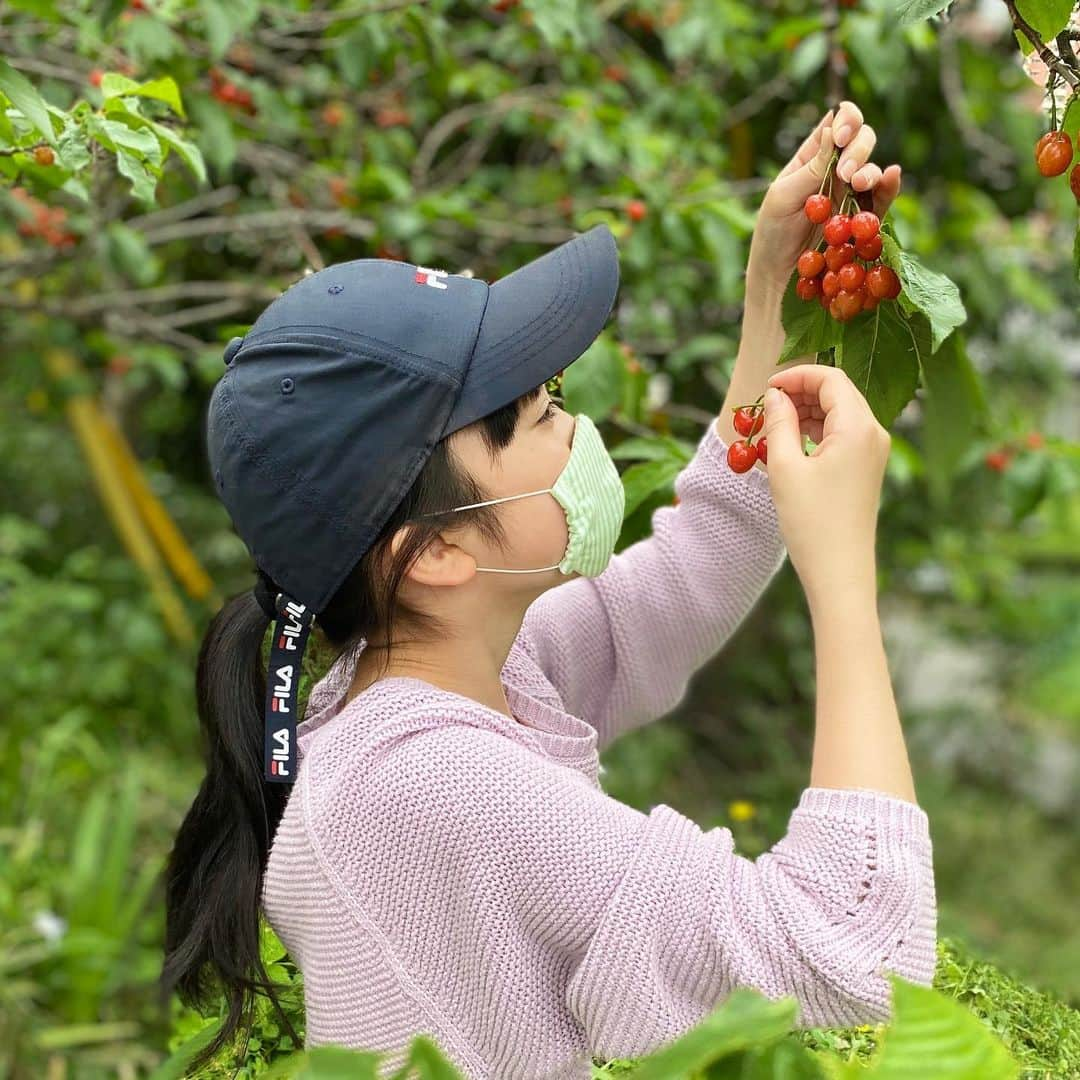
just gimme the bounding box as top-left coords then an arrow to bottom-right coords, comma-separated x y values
1,0 -> 1078,1076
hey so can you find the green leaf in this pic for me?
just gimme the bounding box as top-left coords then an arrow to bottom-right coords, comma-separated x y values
609,434 -> 694,464
882,236 -> 967,352
843,974 -> 1020,1079
101,73 -> 185,118
779,272 -> 843,363
106,223 -> 162,286
619,988 -> 798,1079
835,303 -> 924,429
562,333 -> 624,420
116,147 -> 160,206
97,118 -> 163,163
144,118 -> 207,185
1015,0 -> 1075,41
0,56 -> 55,144
920,332 -> 989,506
893,0 -> 952,26
620,457 -> 684,519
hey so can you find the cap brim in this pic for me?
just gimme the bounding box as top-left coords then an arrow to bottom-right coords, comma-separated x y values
438,223 -> 620,439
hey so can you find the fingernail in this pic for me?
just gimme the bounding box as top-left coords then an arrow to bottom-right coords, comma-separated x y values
834,124 -> 851,145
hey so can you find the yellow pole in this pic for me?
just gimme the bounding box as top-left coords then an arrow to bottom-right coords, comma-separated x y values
42,347 -> 196,645
94,409 -> 223,610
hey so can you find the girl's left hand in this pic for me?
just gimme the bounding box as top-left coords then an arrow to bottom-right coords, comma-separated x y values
748,101 -> 902,293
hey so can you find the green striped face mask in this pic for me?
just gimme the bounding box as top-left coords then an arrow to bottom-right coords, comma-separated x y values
423,413 -> 625,578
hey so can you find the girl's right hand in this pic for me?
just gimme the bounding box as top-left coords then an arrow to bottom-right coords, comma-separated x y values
761,364 -> 891,605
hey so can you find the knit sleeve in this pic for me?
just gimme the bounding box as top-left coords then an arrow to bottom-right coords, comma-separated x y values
515,418 -> 787,752
339,725 -> 937,1065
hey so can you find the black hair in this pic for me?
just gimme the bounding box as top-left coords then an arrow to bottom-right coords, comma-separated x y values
159,381 -> 548,1073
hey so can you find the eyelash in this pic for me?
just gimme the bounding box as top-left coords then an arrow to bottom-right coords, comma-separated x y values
540,400 -> 559,423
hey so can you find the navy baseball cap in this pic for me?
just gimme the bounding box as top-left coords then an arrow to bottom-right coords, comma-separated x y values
205,222 -> 620,782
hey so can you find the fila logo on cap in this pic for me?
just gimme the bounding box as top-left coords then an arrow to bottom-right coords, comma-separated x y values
415,266 -> 449,289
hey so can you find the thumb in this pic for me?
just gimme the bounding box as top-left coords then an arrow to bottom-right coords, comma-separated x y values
762,386 -> 801,462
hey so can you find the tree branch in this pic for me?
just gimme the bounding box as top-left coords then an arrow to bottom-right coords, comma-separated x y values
1003,0 -> 1080,89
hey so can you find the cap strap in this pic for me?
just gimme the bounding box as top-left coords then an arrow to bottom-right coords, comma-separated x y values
263,592 -> 315,783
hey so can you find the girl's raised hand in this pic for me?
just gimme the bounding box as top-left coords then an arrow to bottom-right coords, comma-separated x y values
748,102 -> 902,293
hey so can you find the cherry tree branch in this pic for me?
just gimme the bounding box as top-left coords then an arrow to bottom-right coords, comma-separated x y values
1003,0 -> 1080,89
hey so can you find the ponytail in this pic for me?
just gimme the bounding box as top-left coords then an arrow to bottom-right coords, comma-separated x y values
159,588 -> 303,1073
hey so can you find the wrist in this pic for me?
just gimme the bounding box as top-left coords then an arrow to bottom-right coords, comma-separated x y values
804,562 -> 880,618
745,248 -> 790,306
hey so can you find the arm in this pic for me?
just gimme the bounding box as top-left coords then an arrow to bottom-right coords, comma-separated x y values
337,724 -> 935,1064
514,415 -> 786,751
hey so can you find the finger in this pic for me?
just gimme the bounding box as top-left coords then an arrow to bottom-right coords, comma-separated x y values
872,164 -> 902,218
806,120 -> 835,182
831,100 -> 864,148
778,108 -> 834,178
850,161 -> 882,192
766,364 -> 871,427
836,123 -> 876,184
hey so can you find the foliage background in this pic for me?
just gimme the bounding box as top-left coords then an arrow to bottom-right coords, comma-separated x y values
1,0 -> 1078,1075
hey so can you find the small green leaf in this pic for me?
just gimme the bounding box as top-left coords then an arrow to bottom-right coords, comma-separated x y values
562,333 -> 624,420
0,56 -> 55,144
893,0 -> 952,26
779,272 -> 843,363
620,457 -> 684,520
1015,0 -> 1075,41
101,73 -> 185,117
882,238 -> 967,352
116,147 -> 160,206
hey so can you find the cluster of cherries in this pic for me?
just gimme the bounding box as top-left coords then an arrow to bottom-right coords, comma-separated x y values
1034,128 -> 1080,202
726,396 -> 767,474
796,195 -> 901,320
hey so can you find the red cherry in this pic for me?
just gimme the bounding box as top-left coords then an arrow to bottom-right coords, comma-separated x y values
804,193 -> 832,223
821,270 -> 841,299
855,233 -> 883,260
733,406 -> 764,437
818,290 -> 831,310
626,199 -> 647,222
1035,131 -> 1073,177
33,146 -> 55,166
727,439 -> 758,473
1025,430 -> 1045,449
797,249 -> 826,277
755,436 -> 767,464
985,449 -> 1010,473
824,242 -> 855,272
1071,162 -> 1080,204
796,275 -> 821,301
838,262 -> 865,291
866,264 -> 901,299
823,214 -> 852,245
850,211 -> 880,241
89,68 -> 105,87
830,289 -> 863,322
862,291 -> 881,311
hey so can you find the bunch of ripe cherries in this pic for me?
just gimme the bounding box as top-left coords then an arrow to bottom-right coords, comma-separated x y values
795,193 -> 901,321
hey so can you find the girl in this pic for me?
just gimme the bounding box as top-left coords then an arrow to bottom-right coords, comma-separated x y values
161,102 -> 932,1079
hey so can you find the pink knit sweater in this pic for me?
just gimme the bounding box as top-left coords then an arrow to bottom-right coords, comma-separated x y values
261,419 -> 937,1079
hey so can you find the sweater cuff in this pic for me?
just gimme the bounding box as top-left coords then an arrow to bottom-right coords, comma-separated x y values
796,786 -> 930,845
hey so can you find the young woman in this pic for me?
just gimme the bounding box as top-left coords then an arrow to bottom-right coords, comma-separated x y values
161,101 -> 933,1079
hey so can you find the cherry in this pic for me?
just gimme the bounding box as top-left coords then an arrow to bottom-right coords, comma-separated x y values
1035,131 -> 1073,177
89,68 -> 105,87
821,270 -> 841,299
733,406 -> 764,437
755,436 -> 767,464
855,233 -> 883,260
322,102 -> 346,127
1025,430 -> 1045,449
797,249 -> 825,277
850,211 -> 880,241
804,193 -> 832,223
865,264 -> 901,299
33,146 -> 55,166
830,289 -> 863,322
626,199 -> 647,222
796,275 -> 821,301
728,439 -> 758,473
823,214 -> 853,245
837,262 -> 865,291
818,290 -> 831,310
1071,162 -> 1080,204
862,291 -> 881,311
984,449 -> 1010,473
824,242 -> 855,272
